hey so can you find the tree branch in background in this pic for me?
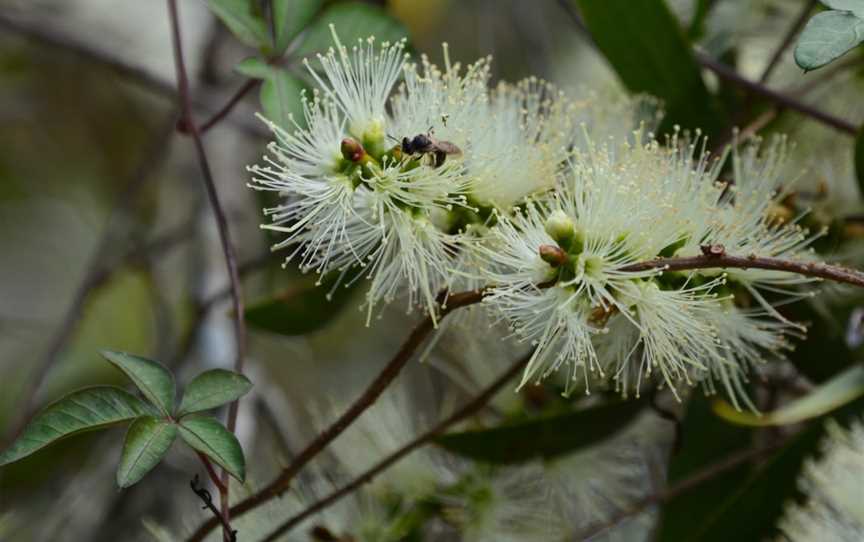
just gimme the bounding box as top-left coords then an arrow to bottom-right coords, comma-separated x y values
759,0 -> 818,84
166,1 -> 247,539
0,12 -> 267,139
696,51 -> 858,135
260,350 -> 533,541
185,287 -> 488,541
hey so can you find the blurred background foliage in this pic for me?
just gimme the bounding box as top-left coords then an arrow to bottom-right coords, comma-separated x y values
2,0 -> 864,540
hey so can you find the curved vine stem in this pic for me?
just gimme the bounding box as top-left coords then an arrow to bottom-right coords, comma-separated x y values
186,253 -> 864,540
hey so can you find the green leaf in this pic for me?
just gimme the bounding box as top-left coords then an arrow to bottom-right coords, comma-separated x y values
821,0 -> 864,18
245,273 -> 358,336
235,57 -> 273,79
177,369 -> 253,417
260,71 -> 307,129
794,10 -> 864,71
296,2 -> 408,57
234,58 -> 308,129
116,416 -> 177,488
101,350 -> 176,416
434,399 -> 645,464
0,387 -> 152,466
178,416 -> 245,482
273,0 -> 324,52
205,0 -> 271,49
713,364 -> 864,426
574,0 -> 724,137
855,125 -> 864,196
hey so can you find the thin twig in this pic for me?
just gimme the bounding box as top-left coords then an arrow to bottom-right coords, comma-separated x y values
759,0 -> 818,84
260,350 -> 533,541
166,1 -> 247,538
192,79 -> 261,134
619,254 -> 864,288
186,287 -> 488,541
696,52 -> 858,135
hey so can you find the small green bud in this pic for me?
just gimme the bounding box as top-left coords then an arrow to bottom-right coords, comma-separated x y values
341,138 -> 365,162
539,244 -> 568,267
545,210 -> 576,247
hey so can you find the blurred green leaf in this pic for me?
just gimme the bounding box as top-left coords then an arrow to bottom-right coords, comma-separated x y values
657,394 -> 752,541
205,0 -> 271,49
273,0 -> 324,52
235,57 -> 273,79
261,71 -> 307,129
177,369 -> 253,417
178,416 -> 245,482
821,0 -> 864,18
101,350 -> 176,416
434,399 -> 645,464
794,10 -> 864,71
296,2 -> 408,57
855,125 -> 864,196
0,387 -> 152,466
245,274 -> 358,336
235,58 -> 307,129
116,416 -> 177,488
713,365 -> 864,426
574,0 -> 724,136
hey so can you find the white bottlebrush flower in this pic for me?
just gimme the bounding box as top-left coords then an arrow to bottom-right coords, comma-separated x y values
776,419 -> 864,542
305,26 -> 407,143
250,28 -> 477,320
479,133 -> 818,402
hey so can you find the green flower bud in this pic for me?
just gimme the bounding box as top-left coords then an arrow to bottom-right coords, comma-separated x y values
545,210 -> 576,248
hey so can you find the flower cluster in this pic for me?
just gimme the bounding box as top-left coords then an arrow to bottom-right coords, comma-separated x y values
250,27 -> 822,405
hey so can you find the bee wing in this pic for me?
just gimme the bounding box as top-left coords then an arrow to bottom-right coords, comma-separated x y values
436,140 -> 462,155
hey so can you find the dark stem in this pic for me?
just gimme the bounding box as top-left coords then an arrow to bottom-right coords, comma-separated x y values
166,1 -> 247,539
696,52 -> 858,135
619,254 -> 864,288
758,0 -> 817,84
185,288 -> 487,541
192,79 -> 260,135
260,350 -> 533,541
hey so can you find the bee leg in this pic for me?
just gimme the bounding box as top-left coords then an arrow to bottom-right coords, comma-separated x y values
434,150 -> 446,168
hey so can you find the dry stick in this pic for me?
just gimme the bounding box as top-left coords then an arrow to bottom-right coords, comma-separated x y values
260,350 -> 533,541
187,253 -> 864,540
758,0 -> 818,84
166,1 -> 247,539
186,287 -> 487,541
1,114 -> 177,446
